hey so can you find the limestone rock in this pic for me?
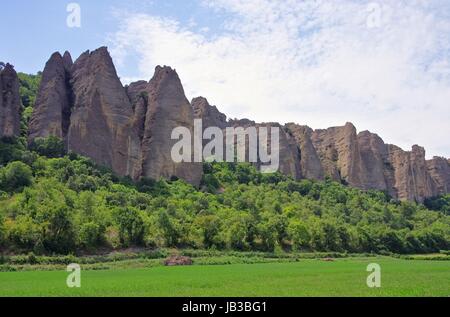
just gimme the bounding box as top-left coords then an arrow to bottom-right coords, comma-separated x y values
137,66 -> 202,186
68,47 -> 140,177
192,97 -> 228,130
387,145 -> 436,202
427,157 -> 450,195
285,123 -> 324,180
0,63 -> 21,137
227,120 -> 302,179
311,123 -> 365,187
357,131 -> 393,192
29,52 -> 73,142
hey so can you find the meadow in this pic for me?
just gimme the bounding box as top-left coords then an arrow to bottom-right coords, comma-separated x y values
0,257 -> 449,297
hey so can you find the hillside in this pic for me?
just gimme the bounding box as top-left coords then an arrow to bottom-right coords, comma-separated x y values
0,135 -> 449,255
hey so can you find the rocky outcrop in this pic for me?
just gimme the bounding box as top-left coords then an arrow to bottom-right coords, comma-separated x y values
285,123 -> 324,180
0,63 -> 21,138
127,66 -> 203,186
191,101 -> 302,178
29,52 -> 73,142
311,123 -> 367,187
285,123 -> 448,202
192,97 -> 228,130
387,145 -> 437,202
24,46 -> 449,201
67,47 -> 140,177
427,157 -> 450,194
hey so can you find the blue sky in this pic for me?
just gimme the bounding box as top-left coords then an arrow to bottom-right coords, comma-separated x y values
1,0 -> 449,158
1,0 -> 219,73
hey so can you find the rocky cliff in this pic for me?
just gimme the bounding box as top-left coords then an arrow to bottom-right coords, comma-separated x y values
126,66 -> 202,186
67,47 -> 140,177
13,46 -> 450,201
29,52 -> 73,141
283,123 -> 449,202
0,63 -> 21,138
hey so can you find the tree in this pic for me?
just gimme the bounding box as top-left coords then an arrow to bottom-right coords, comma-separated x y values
113,207 -> 145,246
79,222 -> 103,249
194,215 -> 222,249
288,220 -> 311,250
157,209 -> 179,247
0,161 -> 33,192
29,136 -> 66,158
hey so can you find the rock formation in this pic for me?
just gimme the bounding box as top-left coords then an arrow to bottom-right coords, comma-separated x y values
29,52 -> 73,141
67,47 -> 140,177
427,157 -> 450,195
125,66 -> 203,185
192,97 -> 228,130
0,63 -> 21,138
14,46 -> 450,201
285,123 -> 324,180
284,123 -> 447,202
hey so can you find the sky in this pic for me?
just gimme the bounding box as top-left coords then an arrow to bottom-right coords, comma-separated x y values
1,0 -> 449,158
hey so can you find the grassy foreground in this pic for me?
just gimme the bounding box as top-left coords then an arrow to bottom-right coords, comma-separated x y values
0,257 -> 449,297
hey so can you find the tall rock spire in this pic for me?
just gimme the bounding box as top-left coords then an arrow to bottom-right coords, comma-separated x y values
68,47 -> 140,177
131,66 -> 203,186
0,63 -> 21,138
29,52 -> 73,142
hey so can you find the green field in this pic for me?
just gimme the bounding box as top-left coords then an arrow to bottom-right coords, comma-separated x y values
0,258 -> 449,297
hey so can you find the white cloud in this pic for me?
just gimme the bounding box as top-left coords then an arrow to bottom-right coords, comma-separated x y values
109,0 -> 450,158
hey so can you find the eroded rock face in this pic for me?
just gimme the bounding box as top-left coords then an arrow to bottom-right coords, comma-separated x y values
311,123 -> 367,187
0,63 -> 21,137
68,47 -> 140,177
285,123 -> 324,180
427,157 -> 450,195
357,131 -> 392,193
192,97 -> 228,130
387,145 -> 437,202
135,66 -> 203,186
225,120 -> 302,179
285,123 -> 447,202
29,52 -> 73,142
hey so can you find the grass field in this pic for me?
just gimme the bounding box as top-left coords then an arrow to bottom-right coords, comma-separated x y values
0,257 -> 449,297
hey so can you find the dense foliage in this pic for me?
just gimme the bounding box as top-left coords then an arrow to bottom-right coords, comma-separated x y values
0,137 -> 448,255
17,72 -> 41,136
0,72 -> 448,256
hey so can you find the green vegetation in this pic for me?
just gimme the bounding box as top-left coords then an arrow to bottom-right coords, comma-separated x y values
425,194 -> 450,215
17,72 -> 41,136
0,136 -> 449,255
0,258 -> 449,297
0,71 -> 448,258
